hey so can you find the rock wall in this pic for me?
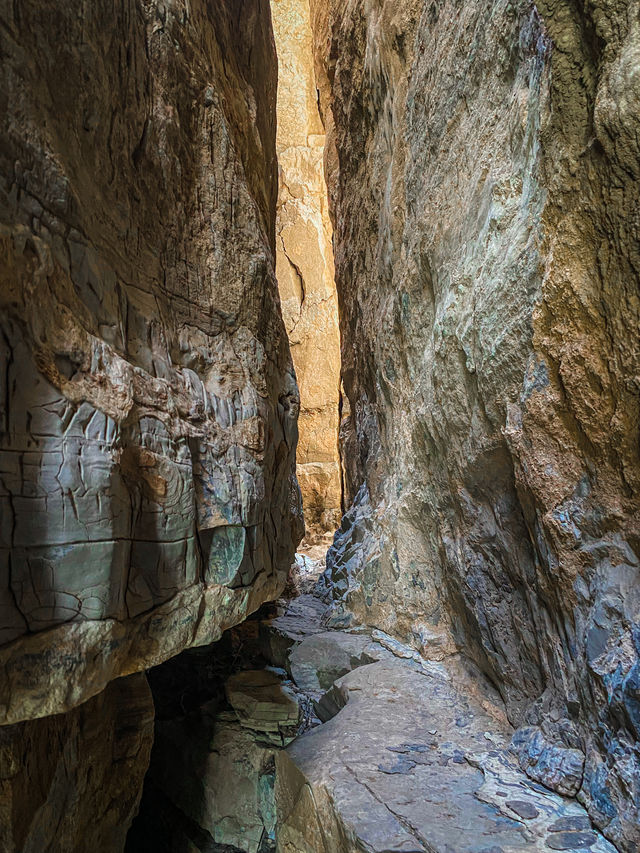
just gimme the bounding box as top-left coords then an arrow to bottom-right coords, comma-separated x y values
311,1 -> 640,849
0,674 -> 153,853
0,0 -> 301,848
0,0 -> 301,726
271,0 -> 342,545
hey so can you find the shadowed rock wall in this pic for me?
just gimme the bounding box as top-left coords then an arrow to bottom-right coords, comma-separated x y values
0,673 -> 153,853
0,0 -> 302,727
311,1 -> 640,849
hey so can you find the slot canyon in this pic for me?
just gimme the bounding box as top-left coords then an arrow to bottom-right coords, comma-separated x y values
0,0 -> 639,851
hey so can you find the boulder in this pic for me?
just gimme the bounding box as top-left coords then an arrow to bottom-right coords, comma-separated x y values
226,670 -> 301,746
0,0 -> 302,726
289,630 -> 387,692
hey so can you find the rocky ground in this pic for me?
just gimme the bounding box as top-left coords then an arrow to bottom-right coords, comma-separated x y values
129,554 -> 620,853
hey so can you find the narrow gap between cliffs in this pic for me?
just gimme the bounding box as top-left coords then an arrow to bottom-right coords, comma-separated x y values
125,2 -> 346,850
125,1 -> 615,851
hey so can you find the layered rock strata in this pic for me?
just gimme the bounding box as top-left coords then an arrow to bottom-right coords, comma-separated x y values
0,0 -> 301,724
0,0 -> 300,848
311,1 -> 640,849
271,0 -> 342,545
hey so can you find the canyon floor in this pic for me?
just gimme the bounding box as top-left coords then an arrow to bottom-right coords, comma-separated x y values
129,551 -> 620,853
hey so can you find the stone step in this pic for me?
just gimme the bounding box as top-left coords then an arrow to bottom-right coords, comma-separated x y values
259,594 -> 329,667
288,630 -> 392,693
225,670 -> 301,746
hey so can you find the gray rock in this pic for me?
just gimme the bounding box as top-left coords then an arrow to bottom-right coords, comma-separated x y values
377,756 -> 417,775
276,658 -> 617,852
259,594 -> 328,667
225,670 -> 301,746
506,799 -> 540,820
549,817 -> 593,833
314,680 -> 350,723
0,0 -> 302,727
511,726 -> 585,797
288,630 -> 383,691
545,831 -> 597,850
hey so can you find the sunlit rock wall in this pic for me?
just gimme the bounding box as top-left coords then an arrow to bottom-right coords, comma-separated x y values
271,0 -> 342,545
312,1 -> 640,849
0,0 -> 302,726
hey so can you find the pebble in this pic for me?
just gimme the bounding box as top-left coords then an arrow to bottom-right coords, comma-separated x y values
548,816 -> 592,833
506,799 -> 540,820
545,831 -> 596,850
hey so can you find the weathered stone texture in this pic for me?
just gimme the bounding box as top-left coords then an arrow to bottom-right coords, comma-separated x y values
130,710 -> 278,853
312,0 -> 640,848
276,659 -> 618,853
0,0 -> 302,722
0,673 -> 154,853
271,0 -> 342,545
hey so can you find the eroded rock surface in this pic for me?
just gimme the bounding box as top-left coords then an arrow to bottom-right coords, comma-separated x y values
222,574 -> 616,853
277,659 -> 618,853
0,673 -> 153,853
311,1 -> 640,847
271,0 -> 342,545
0,0 -> 302,724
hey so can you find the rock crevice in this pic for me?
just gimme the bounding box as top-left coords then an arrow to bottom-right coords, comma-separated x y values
271,0 -> 342,547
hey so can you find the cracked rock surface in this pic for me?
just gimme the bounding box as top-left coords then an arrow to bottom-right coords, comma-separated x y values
277,657 -> 616,852
310,1 -> 640,848
0,0 -> 302,724
269,587 -> 618,853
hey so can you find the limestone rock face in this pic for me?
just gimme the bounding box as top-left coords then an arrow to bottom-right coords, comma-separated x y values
312,1 -> 640,849
0,0 -> 302,724
276,659 -> 618,853
271,0 -> 342,544
0,673 -> 153,853
129,709 -> 278,853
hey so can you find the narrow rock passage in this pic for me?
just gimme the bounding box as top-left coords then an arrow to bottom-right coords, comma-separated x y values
268,562 -> 618,853
130,550 -> 620,853
3,1 -> 638,850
